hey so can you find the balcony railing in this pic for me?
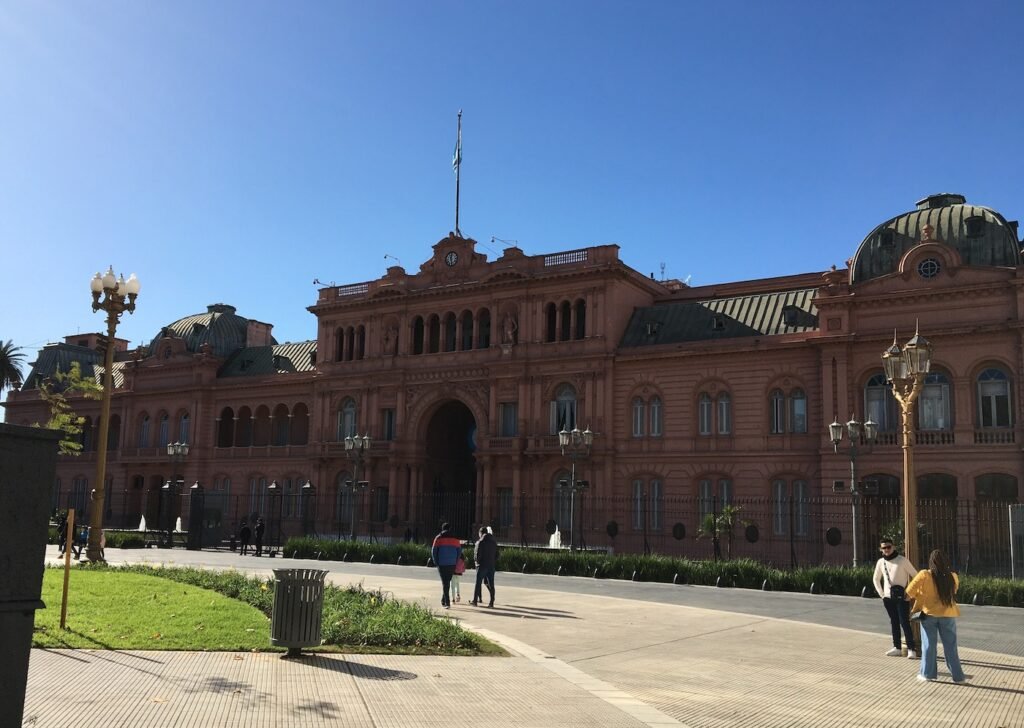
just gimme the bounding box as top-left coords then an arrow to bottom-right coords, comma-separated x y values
916,431 -> 956,446
974,428 -> 1016,445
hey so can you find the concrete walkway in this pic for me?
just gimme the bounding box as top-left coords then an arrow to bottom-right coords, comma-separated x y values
23,548 -> 1024,727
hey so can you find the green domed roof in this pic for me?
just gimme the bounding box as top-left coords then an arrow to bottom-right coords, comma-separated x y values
151,304 -> 274,359
851,194 -> 1021,284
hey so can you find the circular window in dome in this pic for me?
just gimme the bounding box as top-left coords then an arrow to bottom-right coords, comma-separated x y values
917,258 -> 941,279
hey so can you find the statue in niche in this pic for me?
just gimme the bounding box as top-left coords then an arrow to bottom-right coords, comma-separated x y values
502,311 -> 518,345
382,325 -> 398,355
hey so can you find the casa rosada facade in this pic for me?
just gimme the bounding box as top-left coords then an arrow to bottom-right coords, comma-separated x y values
4,194 -> 1022,570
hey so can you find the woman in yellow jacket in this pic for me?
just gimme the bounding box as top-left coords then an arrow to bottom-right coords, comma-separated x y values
906,549 -> 966,683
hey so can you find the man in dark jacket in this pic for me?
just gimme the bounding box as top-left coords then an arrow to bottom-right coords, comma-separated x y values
472,526 -> 498,607
431,522 -> 461,609
254,517 -> 266,557
238,520 -> 252,556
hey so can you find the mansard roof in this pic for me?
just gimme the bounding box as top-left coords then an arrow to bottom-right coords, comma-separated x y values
219,340 -> 317,378
620,287 -> 818,347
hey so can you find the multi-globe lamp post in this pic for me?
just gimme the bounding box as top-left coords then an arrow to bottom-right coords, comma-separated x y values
558,426 -> 595,551
344,434 -> 371,541
829,416 -> 877,566
881,324 -> 933,569
86,267 -> 140,563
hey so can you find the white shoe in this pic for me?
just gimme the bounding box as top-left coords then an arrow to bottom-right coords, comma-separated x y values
886,647 -> 902,656
908,650 -> 919,659
916,674 -> 936,682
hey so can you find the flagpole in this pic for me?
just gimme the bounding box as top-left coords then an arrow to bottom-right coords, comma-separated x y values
455,109 -> 462,237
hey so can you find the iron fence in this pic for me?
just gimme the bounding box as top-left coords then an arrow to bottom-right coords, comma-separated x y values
53,488 -> 1019,576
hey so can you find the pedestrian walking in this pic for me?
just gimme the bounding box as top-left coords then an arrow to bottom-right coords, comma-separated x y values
872,537 -> 918,658
906,549 -> 966,683
254,517 -> 266,557
56,511 -> 68,555
451,552 -> 465,603
238,519 -> 252,556
471,526 -> 498,607
431,522 -> 461,609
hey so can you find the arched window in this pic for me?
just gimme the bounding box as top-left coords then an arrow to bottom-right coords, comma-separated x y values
559,301 -> 571,341
631,397 -> 645,438
291,403 -> 309,446
217,407 -> 235,447
412,316 -> 425,355
427,314 -> 440,354
550,385 -> 577,434
443,312 -> 457,352
717,393 -> 731,435
235,406 -> 253,447
157,413 -> 170,447
865,373 -> 897,432
977,368 -> 1012,428
649,396 -> 663,437
574,298 -> 586,339
698,393 -> 712,435
789,389 -> 807,433
919,372 -> 952,430
460,310 -> 474,351
138,414 -> 150,448
769,389 -> 785,434
476,308 -> 491,348
545,303 -> 557,343
252,405 -> 271,446
107,414 -> 121,450
337,398 -> 357,440
178,413 -> 190,444
271,404 -> 290,446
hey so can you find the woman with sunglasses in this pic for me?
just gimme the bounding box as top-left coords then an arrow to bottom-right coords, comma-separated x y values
872,538 -> 919,658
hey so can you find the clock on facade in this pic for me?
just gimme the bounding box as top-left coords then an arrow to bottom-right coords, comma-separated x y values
445,251 -> 459,267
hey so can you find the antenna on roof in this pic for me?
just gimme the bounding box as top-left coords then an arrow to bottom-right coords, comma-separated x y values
660,262 -> 666,280
312,278 -> 334,287
384,254 -> 402,266
491,236 -> 518,247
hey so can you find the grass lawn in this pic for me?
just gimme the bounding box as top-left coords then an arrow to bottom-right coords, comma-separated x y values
35,569 -> 271,651
34,565 -> 505,656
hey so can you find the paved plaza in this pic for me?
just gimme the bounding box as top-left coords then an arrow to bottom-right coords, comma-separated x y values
22,547 -> 1024,727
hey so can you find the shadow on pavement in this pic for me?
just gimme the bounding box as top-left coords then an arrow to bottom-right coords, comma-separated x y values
302,656 -> 418,681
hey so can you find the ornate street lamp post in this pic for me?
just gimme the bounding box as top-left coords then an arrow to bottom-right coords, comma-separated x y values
344,434 -> 371,541
86,267 -> 140,562
881,325 -> 933,569
558,426 -> 595,551
830,416 -> 878,566
164,441 -> 189,546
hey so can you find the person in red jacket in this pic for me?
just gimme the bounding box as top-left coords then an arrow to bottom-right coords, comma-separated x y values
431,522 -> 462,609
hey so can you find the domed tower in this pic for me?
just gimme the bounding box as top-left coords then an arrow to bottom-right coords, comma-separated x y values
149,303 -> 275,359
850,194 -> 1021,284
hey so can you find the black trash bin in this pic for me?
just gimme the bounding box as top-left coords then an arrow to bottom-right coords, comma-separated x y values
270,568 -> 328,657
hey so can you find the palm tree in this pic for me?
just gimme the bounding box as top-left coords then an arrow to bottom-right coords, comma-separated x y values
0,339 -> 26,394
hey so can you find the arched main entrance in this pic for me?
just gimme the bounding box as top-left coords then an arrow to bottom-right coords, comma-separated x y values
422,400 -> 477,538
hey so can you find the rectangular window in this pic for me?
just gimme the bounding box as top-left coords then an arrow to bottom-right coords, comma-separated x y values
249,477 -> 267,516
699,396 -> 712,435
138,418 -> 150,447
770,396 -> 785,434
382,408 -> 396,441
790,395 -> 807,434
373,487 -> 389,522
178,415 -> 190,444
497,487 -> 514,530
632,479 -> 645,530
157,417 -> 169,447
772,479 -> 787,536
717,396 -> 731,434
920,384 -> 949,430
649,479 -> 662,531
499,403 -> 518,437
793,479 -> 809,536
632,399 -> 645,438
650,397 -> 663,437
773,479 -> 809,536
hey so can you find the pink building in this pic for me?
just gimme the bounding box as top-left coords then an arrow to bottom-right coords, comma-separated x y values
4,194 -> 1021,570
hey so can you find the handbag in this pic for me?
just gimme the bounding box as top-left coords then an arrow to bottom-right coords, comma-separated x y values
910,609 -> 925,621
454,556 -> 466,575
882,562 -> 906,601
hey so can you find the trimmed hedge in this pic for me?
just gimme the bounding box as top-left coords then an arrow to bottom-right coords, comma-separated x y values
283,536 -> 1024,608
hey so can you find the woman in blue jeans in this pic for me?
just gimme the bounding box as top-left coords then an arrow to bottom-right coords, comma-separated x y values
906,549 -> 965,683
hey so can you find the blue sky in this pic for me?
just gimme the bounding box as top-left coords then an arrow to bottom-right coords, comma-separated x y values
2,1 -> 1022,366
